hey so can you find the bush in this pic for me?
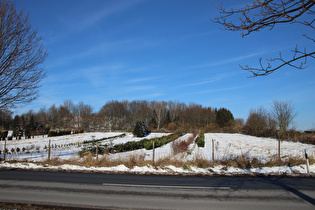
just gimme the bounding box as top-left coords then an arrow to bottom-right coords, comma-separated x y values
1,131 -> 8,140
167,122 -> 178,131
216,108 -> 234,128
133,121 -> 150,137
172,133 -> 197,154
196,133 -> 205,147
73,129 -> 84,134
48,130 -> 72,137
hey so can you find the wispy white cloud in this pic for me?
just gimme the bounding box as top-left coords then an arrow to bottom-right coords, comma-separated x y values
45,1 -> 143,45
182,77 -> 221,87
123,85 -> 156,93
191,52 -> 266,69
190,47 -> 288,70
126,93 -> 164,101
47,38 -> 144,69
180,30 -> 219,41
79,64 -> 125,87
62,0 -> 143,32
181,71 -> 242,88
188,86 -> 242,95
125,77 -> 159,84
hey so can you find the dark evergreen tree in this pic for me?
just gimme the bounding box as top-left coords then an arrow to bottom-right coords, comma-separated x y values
216,108 -> 234,127
164,110 -> 172,127
133,121 -> 150,137
150,110 -> 157,129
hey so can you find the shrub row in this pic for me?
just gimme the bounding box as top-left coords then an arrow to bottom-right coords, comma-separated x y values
111,133 -> 183,153
79,134 -> 127,157
73,129 -> 85,134
83,133 -> 126,144
48,130 -> 72,137
48,129 -> 85,137
196,133 -> 205,147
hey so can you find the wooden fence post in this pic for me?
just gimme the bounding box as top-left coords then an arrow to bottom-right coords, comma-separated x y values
305,150 -> 310,174
212,139 -> 215,162
48,139 -> 51,161
278,139 -> 281,162
3,138 -> 7,161
152,141 -> 155,165
96,142 -> 99,161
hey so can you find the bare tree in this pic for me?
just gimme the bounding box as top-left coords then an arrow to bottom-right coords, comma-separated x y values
213,0 -> 315,77
0,0 -> 47,108
128,100 -> 151,126
74,101 -> 93,131
150,101 -> 167,130
99,100 -> 129,131
271,99 -> 297,136
78,102 -> 93,131
244,106 -> 269,136
58,105 -> 73,129
47,104 -> 58,130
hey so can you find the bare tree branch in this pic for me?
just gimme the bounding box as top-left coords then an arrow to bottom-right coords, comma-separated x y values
212,0 -> 314,77
0,0 -> 47,108
240,49 -> 315,77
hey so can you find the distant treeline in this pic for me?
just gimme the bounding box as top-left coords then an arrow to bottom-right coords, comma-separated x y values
0,100 -> 240,137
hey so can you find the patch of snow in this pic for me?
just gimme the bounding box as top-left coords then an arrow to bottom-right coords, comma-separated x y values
1,162 -> 313,176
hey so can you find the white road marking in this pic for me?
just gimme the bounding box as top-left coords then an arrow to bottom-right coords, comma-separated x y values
102,183 -> 231,190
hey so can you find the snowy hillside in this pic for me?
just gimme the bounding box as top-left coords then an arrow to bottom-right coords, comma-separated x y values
1,132 -> 314,176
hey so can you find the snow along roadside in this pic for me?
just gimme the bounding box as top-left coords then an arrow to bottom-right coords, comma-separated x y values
1,162 -> 314,177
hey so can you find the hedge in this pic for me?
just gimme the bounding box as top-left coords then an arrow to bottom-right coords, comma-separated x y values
195,133 -> 205,147
79,132 -> 184,156
48,130 -> 72,137
83,133 -> 126,144
79,133 -> 127,157
111,132 -> 183,153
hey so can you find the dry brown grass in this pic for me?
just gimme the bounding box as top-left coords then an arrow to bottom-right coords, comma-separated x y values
214,155 -> 315,169
155,156 -> 184,168
154,155 -> 213,169
41,157 -> 63,166
171,132 -> 197,154
54,155 -> 314,170
39,153 -> 150,169
121,153 -> 147,168
5,151 -> 314,171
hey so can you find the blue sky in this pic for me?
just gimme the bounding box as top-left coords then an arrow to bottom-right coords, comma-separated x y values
14,0 -> 315,130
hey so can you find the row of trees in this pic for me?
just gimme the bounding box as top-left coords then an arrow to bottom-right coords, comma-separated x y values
0,100 -> 237,137
0,99 -> 300,141
243,100 -> 297,138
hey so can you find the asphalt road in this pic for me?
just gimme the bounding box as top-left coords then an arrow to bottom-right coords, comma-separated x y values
0,169 -> 314,209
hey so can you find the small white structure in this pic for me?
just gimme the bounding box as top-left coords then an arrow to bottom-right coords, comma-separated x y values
7,130 -> 13,138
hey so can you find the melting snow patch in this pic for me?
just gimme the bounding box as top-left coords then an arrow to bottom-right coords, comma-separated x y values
0,162 -> 314,176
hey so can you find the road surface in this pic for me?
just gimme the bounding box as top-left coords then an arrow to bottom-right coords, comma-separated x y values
0,169 -> 314,209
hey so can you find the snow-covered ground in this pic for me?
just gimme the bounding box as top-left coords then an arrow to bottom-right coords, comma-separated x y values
0,132 -> 169,161
203,133 -> 315,162
1,132 -> 314,176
